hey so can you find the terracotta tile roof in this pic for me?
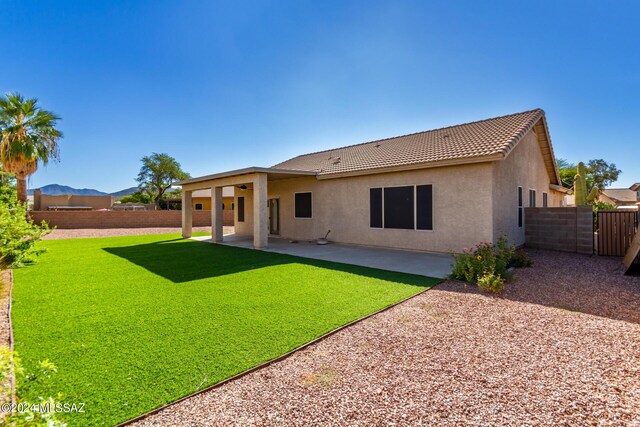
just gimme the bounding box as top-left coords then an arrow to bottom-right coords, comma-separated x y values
603,189 -> 639,203
273,109 -> 547,176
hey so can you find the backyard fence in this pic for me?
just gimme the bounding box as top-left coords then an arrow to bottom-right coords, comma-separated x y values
524,206 -> 594,254
597,210 -> 638,257
30,210 -> 234,229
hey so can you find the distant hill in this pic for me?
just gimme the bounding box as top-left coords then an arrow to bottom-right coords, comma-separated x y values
28,184 -> 139,198
108,187 -> 139,198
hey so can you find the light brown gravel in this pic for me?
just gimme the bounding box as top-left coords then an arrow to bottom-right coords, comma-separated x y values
0,270 -> 10,348
43,226 -> 234,240
134,250 -> 640,426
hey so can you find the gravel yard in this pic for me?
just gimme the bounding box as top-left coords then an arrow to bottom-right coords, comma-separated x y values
43,226 -> 234,240
135,250 -> 640,426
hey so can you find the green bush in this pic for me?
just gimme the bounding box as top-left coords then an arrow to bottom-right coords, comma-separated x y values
0,175 -> 50,269
450,236 -> 532,292
477,269 -> 505,293
0,346 -> 67,427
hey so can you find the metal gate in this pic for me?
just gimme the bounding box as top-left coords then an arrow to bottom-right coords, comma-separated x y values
597,210 -> 638,256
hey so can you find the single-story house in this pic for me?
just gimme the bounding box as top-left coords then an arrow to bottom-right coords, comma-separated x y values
177,109 -> 568,252
599,184 -> 640,209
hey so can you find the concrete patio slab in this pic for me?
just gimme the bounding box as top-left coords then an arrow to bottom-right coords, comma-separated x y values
192,234 -> 454,278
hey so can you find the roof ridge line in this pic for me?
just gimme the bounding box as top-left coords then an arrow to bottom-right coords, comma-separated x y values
274,108 -> 544,164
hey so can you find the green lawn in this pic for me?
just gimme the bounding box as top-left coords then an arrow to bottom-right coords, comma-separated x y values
12,234 -> 439,426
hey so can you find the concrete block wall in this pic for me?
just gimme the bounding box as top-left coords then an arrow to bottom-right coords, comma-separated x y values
525,206 -> 593,254
30,210 -> 234,229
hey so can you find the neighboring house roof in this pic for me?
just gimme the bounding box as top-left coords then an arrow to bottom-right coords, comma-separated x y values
602,188 -> 639,204
630,183 -> 640,191
273,109 -> 560,184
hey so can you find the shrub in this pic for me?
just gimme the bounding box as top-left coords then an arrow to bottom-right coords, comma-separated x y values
0,176 -> 50,269
450,236 -> 532,292
509,249 -> 533,268
0,346 -> 67,426
477,270 -> 505,293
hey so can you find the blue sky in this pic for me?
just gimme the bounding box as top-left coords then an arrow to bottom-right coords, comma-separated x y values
1,0 -> 638,192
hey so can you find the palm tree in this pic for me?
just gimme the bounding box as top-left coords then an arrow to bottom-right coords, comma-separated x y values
0,92 -> 62,203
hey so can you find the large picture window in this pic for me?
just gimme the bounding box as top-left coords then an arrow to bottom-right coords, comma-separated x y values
384,186 -> 414,229
370,185 -> 433,231
294,192 -> 312,218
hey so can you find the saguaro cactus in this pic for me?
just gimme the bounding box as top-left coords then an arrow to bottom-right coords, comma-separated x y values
574,162 -> 587,206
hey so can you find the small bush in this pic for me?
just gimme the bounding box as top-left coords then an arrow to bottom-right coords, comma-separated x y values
0,175 -> 50,269
477,270 -> 505,293
509,249 -> 533,268
450,236 -> 531,293
0,346 -> 67,426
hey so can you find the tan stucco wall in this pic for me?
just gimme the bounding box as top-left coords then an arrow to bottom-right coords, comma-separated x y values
37,194 -> 115,210
234,189 -> 254,236
253,164 -> 496,253
491,129 -> 562,246
192,196 -> 234,211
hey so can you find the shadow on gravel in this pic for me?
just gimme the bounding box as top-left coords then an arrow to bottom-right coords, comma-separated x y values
437,249 -> 640,325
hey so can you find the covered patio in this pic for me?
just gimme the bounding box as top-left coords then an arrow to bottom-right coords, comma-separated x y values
207,234 -> 454,278
176,167 -> 317,249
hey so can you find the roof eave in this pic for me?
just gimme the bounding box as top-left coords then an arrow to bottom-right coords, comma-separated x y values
174,167 -> 318,186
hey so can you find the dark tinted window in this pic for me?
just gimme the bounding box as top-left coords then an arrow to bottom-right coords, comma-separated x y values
370,188 -> 383,228
295,192 -> 312,218
384,186 -> 414,229
518,187 -> 523,228
237,197 -> 245,222
416,185 -> 433,230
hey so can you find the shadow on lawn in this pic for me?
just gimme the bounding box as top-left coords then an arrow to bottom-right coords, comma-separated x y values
103,238 -> 438,287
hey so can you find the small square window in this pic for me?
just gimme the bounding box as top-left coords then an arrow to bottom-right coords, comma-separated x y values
194,203 -> 203,211
295,192 -> 312,218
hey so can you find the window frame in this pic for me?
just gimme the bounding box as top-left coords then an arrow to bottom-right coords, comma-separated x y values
529,188 -> 537,208
518,186 -> 523,228
294,191 -> 313,219
542,192 -> 548,208
369,184 -> 434,232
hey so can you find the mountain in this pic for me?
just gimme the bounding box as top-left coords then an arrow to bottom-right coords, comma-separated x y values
28,184 -> 106,196
108,187 -> 139,198
28,184 -> 139,198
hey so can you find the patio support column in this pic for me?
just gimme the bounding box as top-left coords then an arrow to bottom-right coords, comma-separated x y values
253,173 -> 268,249
182,189 -> 193,238
211,186 -> 223,242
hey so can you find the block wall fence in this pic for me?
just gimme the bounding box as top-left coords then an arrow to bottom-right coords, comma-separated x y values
29,210 -> 233,229
524,206 -> 593,254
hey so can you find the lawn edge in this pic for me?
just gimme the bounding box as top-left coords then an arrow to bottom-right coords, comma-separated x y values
115,281 -> 440,427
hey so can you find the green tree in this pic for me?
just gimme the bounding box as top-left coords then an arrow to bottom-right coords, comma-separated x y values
555,158 -> 576,188
136,153 -> 189,207
556,157 -> 622,195
587,159 -> 621,192
118,191 -> 152,204
0,93 -> 62,203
